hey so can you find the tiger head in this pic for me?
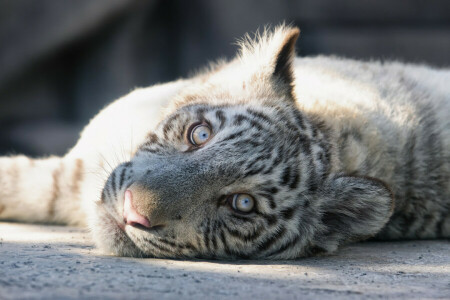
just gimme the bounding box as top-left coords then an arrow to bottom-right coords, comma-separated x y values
96,25 -> 394,259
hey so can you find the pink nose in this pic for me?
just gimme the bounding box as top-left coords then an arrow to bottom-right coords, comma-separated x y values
123,189 -> 151,228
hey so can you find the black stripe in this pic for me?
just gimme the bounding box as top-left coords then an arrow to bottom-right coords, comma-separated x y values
245,157 -> 261,171
307,158 -> 319,192
203,218 -> 211,251
266,235 -> 299,257
48,162 -> 63,218
233,114 -> 247,126
195,107 -> 211,121
219,228 -> 250,258
258,193 -> 276,209
243,166 -> 266,178
261,186 -> 279,195
257,226 -> 286,252
139,147 -> 160,153
110,170 -> 117,200
259,213 -> 277,226
289,168 -> 300,189
277,109 -> 302,136
250,120 -> 264,130
157,238 -> 179,250
163,125 -> 171,140
270,146 -> 284,169
146,133 -> 159,144
182,242 -> 196,251
118,167 -> 127,190
165,113 -> 181,126
142,237 -> 174,254
162,114 -> 181,140
230,213 -> 254,223
103,184 -> 113,203
101,188 -> 107,203
157,238 -> 195,253
311,125 -> 319,138
435,214 -> 447,237
292,110 -> 306,130
222,222 -> 264,242
215,110 -> 226,129
211,221 -> 219,250
232,138 -> 255,148
319,141 -> 332,176
245,153 -> 271,171
303,199 -> 310,208
249,140 -> 261,148
233,114 -> 264,131
280,205 -> 298,220
246,108 -> 274,124
299,134 -> 312,156
219,229 -> 231,255
221,130 -> 246,142
286,143 -> 301,163
249,119 -> 263,131
262,166 -> 275,175
280,166 -> 291,186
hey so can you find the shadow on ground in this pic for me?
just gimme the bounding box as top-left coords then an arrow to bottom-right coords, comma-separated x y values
0,222 -> 449,299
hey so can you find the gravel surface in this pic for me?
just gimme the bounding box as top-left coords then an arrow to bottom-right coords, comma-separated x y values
0,222 -> 449,299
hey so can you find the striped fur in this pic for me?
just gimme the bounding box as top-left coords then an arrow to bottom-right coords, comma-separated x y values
1,25 -> 449,259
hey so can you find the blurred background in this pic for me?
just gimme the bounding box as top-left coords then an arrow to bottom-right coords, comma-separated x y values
1,0 -> 449,157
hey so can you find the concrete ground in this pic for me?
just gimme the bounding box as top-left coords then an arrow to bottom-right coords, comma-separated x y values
0,222 -> 449,300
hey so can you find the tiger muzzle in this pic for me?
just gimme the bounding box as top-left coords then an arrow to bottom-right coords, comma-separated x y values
122,155 -> 235,229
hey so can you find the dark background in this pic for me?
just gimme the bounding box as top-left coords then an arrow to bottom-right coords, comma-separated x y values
1,0 -> 449,157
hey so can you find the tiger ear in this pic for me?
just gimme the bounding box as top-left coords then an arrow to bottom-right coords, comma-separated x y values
237,25 -> 300,99
314,175 -> 395,253
271,27 -> 300,97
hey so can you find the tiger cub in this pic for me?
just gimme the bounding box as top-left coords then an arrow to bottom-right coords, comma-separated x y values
0,25 -> 449,259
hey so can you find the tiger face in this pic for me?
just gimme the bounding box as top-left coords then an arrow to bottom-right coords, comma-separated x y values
95,26 -> 394,259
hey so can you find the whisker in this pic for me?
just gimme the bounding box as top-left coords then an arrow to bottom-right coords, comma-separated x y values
99,153 -> 115,174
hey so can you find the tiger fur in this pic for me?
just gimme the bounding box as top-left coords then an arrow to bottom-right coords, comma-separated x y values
0,25 -> 449,259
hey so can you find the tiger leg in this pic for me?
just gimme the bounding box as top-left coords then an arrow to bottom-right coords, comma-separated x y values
0,155 -> 86,225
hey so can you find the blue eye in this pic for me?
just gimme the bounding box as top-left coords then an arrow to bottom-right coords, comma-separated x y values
230,194 -> 255,213
189,124 -> 212,145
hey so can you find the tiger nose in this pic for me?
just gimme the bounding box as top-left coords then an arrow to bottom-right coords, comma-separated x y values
123,189 -> 151,228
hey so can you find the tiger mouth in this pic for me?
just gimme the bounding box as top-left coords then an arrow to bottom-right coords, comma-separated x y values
98,202 -> 165,237
124,222 -> 165,233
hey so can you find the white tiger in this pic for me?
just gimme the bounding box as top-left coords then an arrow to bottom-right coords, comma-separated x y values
0,25 -> 449,259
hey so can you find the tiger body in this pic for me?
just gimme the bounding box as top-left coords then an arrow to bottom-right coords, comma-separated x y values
0,26 -> 449,259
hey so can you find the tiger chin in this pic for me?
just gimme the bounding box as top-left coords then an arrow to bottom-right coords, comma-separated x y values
0,25 -> 449,260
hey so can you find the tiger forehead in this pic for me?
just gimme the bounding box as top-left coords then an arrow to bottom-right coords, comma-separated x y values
160,103 -> 313,137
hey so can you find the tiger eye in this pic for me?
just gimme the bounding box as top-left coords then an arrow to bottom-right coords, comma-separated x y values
231,194 -> 255,213
189,124 -> 212,145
